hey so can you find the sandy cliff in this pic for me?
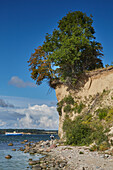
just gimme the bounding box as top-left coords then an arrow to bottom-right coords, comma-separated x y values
55,67 -> 113,138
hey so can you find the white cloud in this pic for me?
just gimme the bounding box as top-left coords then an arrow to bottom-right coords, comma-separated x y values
0,120 -> 6,127
14,104 -> 59,129
0,103 -> 59,130
8,76 -> 36,88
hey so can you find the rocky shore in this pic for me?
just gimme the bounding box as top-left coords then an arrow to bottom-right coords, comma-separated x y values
6,139 -> 113,169
16,139 -> 113,170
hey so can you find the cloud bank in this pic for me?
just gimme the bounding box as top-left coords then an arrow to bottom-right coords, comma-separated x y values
8,76 -> 36,88
0,100 -> 58,129
0,99 -> 14,108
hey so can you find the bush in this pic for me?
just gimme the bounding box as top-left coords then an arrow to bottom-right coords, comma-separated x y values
96,108 -> 108,120
77,102 -> 85,113
99,141 -> 109,151
63,116 -> 93,145
57,95 -> 74,115
89,145 -> 98,151
63,115 -> 109,147
57,100 -> 64,115
74,102 -> 85,114
63,95 -> 74,105
64,104 -> 72,113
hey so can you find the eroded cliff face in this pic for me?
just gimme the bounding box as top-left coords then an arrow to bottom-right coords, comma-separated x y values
55,67 -> 113,139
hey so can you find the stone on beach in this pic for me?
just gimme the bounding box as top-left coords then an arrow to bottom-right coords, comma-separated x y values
29,161 -> 37,165
32,164 -> 42,170
5,155 -> 12,159
24,140 -> 28,143
8,143 -> 13,146
12,148 -> 16,151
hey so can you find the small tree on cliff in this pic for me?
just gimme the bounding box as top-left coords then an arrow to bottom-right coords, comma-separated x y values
28,11 -> 103,86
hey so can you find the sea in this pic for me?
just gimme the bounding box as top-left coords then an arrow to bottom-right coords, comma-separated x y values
0,134 -> 59,170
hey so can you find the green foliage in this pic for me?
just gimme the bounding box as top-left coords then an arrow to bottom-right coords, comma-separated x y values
99,141 -> 109,151
89,145 -> 98,151
77,102 -> 85,113
28,11 -> 103,86
57,100 -> 64,116
74,102 -> 85,114
105,109 -> 113,122
63,114 -> 109,148
57,95 -> 74,115
63,116 -> 93,145
63,95 -> 74,105
91,124 -> 108,145
96,108 -> 108,120
64,105 -> 72,113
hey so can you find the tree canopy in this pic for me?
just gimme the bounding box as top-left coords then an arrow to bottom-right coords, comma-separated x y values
28,11 -> 103,87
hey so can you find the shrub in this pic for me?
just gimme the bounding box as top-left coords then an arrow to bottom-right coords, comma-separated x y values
57,100 -> 64,115
105,109 -> 113,122
96,108 -> 108,120
99,141 -> 109,151
57,95 -> 74,115
77,102 -> 85,113
89,145 -> 98,151
64,104 -> 72,113
91,124 -> 108,145
63,115 -> 109,147
63,116 -> 93,145
74,102 -> 85,114
63,95 -> 74,105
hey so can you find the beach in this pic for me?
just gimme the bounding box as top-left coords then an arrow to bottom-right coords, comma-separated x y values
24,139 -> 113,170
2,134 -> 113,169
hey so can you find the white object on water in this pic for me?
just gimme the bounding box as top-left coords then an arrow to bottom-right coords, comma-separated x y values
5,131 -> 22,136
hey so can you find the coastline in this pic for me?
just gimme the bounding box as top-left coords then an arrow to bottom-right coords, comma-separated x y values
23,139 -> 113,170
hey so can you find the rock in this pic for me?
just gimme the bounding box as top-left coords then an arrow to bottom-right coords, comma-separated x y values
46,148 -> 51,152
29,161 -> 37,165
50,144 -> 57,149
12,148 -> 16,151
24,140 -> 28,142
32,164 -> 42,170
59,162 -> 66,168
5,155 -> 12,159
24,150 -> 29,153
19,147 -> 24,151
8,143 -> 13,146
29,149 -> 37,154
29,158 -> 32,161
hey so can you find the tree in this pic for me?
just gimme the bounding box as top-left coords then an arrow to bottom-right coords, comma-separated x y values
28,11 -> 103,86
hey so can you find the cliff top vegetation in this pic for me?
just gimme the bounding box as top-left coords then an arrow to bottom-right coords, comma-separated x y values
28,11 -> 103,87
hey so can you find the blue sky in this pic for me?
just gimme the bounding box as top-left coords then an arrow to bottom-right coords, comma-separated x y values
0,0 -> 113,129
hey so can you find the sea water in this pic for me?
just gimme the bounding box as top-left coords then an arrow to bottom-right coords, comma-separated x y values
0,134 -> 59,170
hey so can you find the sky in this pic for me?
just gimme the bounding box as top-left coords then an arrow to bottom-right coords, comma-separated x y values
0,0 -> 113,129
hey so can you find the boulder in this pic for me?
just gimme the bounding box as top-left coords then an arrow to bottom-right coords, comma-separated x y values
24,140 -> 28,143
12,149 -> 16,151
29,161 -> 37,165
5,155 -> 12,159
8,143 -> 13,146
50,144 -> 57,149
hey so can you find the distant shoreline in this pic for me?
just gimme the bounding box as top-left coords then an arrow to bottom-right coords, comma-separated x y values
0,129 -> 58,135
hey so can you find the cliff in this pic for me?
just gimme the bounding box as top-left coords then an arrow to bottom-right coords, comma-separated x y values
55,67 -> 113,139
